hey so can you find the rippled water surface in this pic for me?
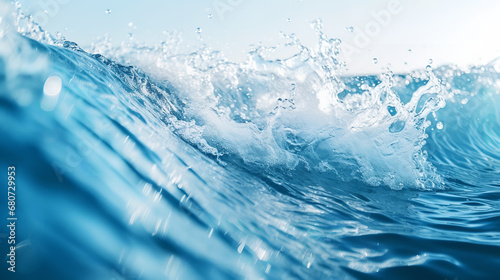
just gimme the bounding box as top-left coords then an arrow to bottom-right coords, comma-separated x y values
1,3 -> 500,280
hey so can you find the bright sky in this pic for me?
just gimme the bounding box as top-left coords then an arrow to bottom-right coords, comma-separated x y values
16,0 -> 500,74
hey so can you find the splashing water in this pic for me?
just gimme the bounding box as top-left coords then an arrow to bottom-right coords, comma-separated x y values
87,17 -> 449,190
1,2 -> 499,280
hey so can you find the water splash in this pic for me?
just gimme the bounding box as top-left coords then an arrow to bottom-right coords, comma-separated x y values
2,3 -> 500,280
81,18 -> 455,190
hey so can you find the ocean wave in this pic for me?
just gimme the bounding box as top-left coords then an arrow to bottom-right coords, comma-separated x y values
1,2 -> 500,279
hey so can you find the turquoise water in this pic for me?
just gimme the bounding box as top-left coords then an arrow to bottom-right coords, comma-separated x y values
1,4 -> 500,280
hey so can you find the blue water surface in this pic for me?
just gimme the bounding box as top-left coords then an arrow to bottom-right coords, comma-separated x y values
1,4 -> 500,280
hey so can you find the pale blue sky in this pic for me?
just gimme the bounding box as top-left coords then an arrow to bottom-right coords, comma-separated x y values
17,0 -> 500,74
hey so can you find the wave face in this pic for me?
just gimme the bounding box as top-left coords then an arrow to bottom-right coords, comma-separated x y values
1,4 -> 500,280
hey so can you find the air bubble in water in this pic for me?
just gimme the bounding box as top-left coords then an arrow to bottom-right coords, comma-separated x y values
436,122 -> 443,130
43,76 -> 62,96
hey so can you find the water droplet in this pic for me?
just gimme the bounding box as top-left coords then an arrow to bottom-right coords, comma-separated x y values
426,65 -> 432,71
436,122 -> 443,130
345,26 -> 354,32
208,13 -> 213,19
287,18 -> 292,22
389,120 -> 405,133
408,49 -> 412,52
387,106 -> 397,116
461,98 -> 469,105
311,19 -> 323,32
128,22 -> 134,27
196,27 -> 202,34
41,76 -> 62,111
428,58 -> 433,64
105,9 -> 111,14
43,76 -> 62,96
373,58 -> 378,64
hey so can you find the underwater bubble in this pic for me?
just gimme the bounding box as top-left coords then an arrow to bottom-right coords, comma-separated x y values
43,76 -> 62,96
461,98 -> 469,105
41,76 -> 62,112
436,122 -> 443,130
105,9 -> 111,14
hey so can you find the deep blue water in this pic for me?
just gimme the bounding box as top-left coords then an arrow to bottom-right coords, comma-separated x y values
1,4 -> 500,280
